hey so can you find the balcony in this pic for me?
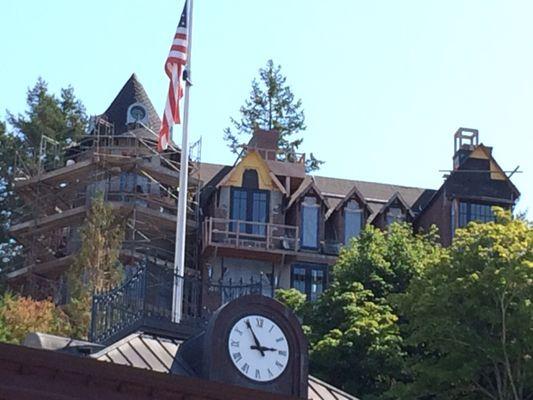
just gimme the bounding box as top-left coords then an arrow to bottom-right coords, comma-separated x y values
89,262 -> 264,345
202,218 -> 300,255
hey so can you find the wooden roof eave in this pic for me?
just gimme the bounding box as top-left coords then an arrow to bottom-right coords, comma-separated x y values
325,185 -> 369,220
368,192 -> 414,224
286,177 -> 330,211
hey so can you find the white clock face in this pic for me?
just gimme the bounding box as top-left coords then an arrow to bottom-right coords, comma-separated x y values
228,315 -> 289,382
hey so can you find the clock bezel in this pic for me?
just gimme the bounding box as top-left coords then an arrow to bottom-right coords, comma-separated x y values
226,313 -> 290,383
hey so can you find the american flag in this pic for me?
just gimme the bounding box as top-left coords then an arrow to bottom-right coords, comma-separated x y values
158,1 -> 188,151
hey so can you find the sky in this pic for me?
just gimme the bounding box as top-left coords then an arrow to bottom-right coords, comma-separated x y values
0,0 -> 531,216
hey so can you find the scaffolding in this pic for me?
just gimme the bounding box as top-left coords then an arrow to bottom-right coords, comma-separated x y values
7,117 -> 202,302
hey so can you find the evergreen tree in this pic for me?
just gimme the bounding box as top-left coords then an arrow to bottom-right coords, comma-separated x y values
0,122 -> 23,276
7,78 -> 87,153
224,60 -> 324,172
65,194 -> 125,339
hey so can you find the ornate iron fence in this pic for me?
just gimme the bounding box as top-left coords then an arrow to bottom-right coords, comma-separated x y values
89,263 -> 262,344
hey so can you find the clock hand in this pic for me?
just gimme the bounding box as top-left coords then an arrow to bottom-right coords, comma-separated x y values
245,320 -> 265,357
250,345 -> 278,352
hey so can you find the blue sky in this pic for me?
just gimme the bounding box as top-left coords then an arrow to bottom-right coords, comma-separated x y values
1,0 -> 531,216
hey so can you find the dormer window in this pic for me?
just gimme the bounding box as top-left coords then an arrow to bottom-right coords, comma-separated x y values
301,196 -> 319,249
386,207 -> 405,226
344,200 -> 363,244
126,102 -> 148,125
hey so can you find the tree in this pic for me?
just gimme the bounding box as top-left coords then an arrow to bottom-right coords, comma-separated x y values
0,121 -> 23,276
7,78 -> 87,153
223,59 -> 324,172
277,223 -> 443,399
65,194 -> 125,339
0,291 -> 71,344
393,209 -> 533,400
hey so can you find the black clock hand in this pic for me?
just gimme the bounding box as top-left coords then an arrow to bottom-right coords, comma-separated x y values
245,320 -> 265,357
250,345 -> 278,352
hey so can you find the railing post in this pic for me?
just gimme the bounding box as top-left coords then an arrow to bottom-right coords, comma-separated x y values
89,289 -> 97,342
235,220 -> 240,248
266,223 -> 271,249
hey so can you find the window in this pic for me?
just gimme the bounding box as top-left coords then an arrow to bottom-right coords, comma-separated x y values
458,201 -> 495,228
291,264 -> 327,301
230,187 -> 269,235
301,196 -> 319,249
386,207 -> 405,226
344,200 -> 363,244
251,191 -> 268,235
242,169 -> 259,189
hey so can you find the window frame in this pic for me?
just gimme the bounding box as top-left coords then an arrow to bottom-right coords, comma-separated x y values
229,187 -> 270,235
457,201 -> 495,228
343,200 -> 363,244
290,263 -> 328,301
300,196 -> 320,249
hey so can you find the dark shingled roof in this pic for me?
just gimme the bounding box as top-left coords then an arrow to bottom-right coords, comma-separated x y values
197,162 -> 435,219
100,73 -> 161,136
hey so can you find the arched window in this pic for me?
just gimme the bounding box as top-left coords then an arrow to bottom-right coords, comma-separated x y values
242,169 -> 259,189
344,200 -> 363,244
301,196 -> 319,249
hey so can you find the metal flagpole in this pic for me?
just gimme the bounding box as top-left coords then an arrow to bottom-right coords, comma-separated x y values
172,0 -> 194,323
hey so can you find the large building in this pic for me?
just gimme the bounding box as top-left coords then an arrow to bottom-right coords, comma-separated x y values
5,74 -> 521,344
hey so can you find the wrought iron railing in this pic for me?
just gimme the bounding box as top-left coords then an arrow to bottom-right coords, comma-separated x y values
89,262 -> 263,344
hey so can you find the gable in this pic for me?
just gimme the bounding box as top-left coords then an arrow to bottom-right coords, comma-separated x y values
218,151 -> 284,192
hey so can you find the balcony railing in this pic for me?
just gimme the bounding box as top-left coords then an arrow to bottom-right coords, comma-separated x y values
203,218 -> 299,253
89,262 -> 263,344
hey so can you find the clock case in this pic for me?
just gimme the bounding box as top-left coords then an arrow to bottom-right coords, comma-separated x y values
179,295 -> 308,399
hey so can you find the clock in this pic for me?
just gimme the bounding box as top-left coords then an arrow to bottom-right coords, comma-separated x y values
227,315 -> 289,382
178,295 -> 308,398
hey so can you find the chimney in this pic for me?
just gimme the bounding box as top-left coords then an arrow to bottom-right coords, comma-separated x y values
453,127 -> 479,170
247,129 -> 280,160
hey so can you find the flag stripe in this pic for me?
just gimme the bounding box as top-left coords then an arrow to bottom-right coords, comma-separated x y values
158,1 -> 188,152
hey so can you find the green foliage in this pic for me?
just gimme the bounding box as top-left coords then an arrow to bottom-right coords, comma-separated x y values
393,209 -> 533,400
7,78 -> 87,150
309,282 -> 404,399
0,121 -> 23,272
282,223 -> 443,399
65,194 -> 125,339
0,291 -> 71,344
334,224 -> 443,300
223,59 -> 323,172
275,288 -> 307,315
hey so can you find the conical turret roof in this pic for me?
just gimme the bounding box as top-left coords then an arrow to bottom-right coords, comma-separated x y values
100,73 -> 161,135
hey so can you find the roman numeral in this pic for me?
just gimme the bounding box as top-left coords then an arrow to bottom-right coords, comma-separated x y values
230,340 -> 240,347
241,363 -> 250,374
256,317 -> 264,328
275,360 -> 284,369
235,328 -> 243,336
255,369 -> 261,379
232,352 -> 242,363
278,350 -> 287,357
269,325 -> 274,333
275,337 -> 284,343
267,368 -> 274,378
